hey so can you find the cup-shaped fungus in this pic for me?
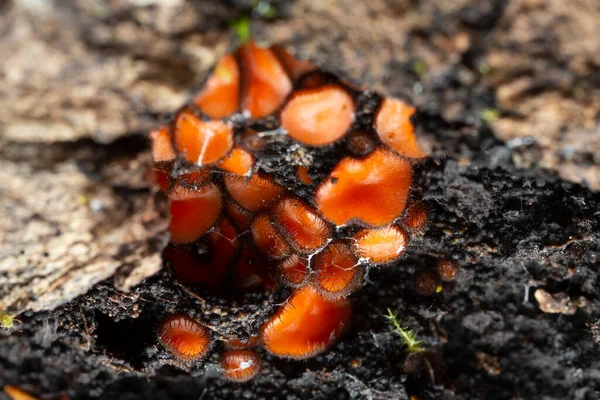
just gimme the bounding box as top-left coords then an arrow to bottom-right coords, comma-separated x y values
158,315 -> 212,362
436,260 -> 459,282
281,85 -> 354,146
271,197 -> 331,253
148,39 -> 431,381
279,254 -> 309,287
150,126 -> 176,163
217,146 -> 254,175
164,219 -> 238,287
174,109 -> 234,165
239,41 -> 292,118
224,174 -> 284,212
353,225 -> 408,264
251,214 -> 290,258
260,286 -> 351,359
167,184 -> 222,244
220,350 -> 261,382
311,241 -> 363,298
193,54 -> 240,119
375,98 -> 426,158
315,148 -> 413,227
403,203 -> 428,231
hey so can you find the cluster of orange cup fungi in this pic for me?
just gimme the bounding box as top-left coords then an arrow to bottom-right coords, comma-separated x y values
151,40 -> 427,381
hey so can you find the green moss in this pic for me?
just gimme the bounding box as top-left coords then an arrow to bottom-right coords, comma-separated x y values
1,312 -> 19,331
230,17 -> 251,43
480,108 -> 500,123
385,308 -> 422,353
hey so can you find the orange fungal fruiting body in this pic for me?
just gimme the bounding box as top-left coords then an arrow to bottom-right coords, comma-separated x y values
193,54 -> 240,118
168,184 -> 222,244
312,241 -> 362,298
159,315 -> 212,362
261,286 -> 352,359
354,225 -> 408,264
149,40 -> 430,380
315,148 -> 413,227
272,197 -> 331,253
437,260 -> 459,282
281,85 -> 355,146
375,98 -> 426,158
174,109 -> 234,165
240,41 -> 292,118
220,350 -> 261,382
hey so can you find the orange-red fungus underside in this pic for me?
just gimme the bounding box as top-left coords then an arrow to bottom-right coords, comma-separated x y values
168,184 -> 222,244
217,146 -> 254,175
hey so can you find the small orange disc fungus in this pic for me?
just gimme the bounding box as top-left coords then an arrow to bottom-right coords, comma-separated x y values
353,225 -> 408,264
193,54 -> 240,118
403,203 -> 428,231
168,184 -> 222,244
240,41 -> 292,118
158,315 -> 212,362
251,214 -> 290,258
224,174 -> 284,212
315,148 -> 413,227
374,98 -> 426,158
279,254 -> 308,286
150,126 -> 176,162
261,286 -> 351,359
220,349 -> 261,383
281,85 -> 354,146
437,260 -> 459,282
217,146 -> 254,175
272,197 -> 331,253
174,109 -> 234,165
312,241 -> 362,298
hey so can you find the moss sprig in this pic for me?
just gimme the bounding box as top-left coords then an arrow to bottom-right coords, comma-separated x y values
385,308 -> 422,353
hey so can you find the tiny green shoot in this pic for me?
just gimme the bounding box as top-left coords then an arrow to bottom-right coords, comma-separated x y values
413,60 -> 427,77
385,308 -> 422,353
478,63 -> 491,76
1,312 -> 19,331
230,17 -> 251,43
480,108 -> 500,123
